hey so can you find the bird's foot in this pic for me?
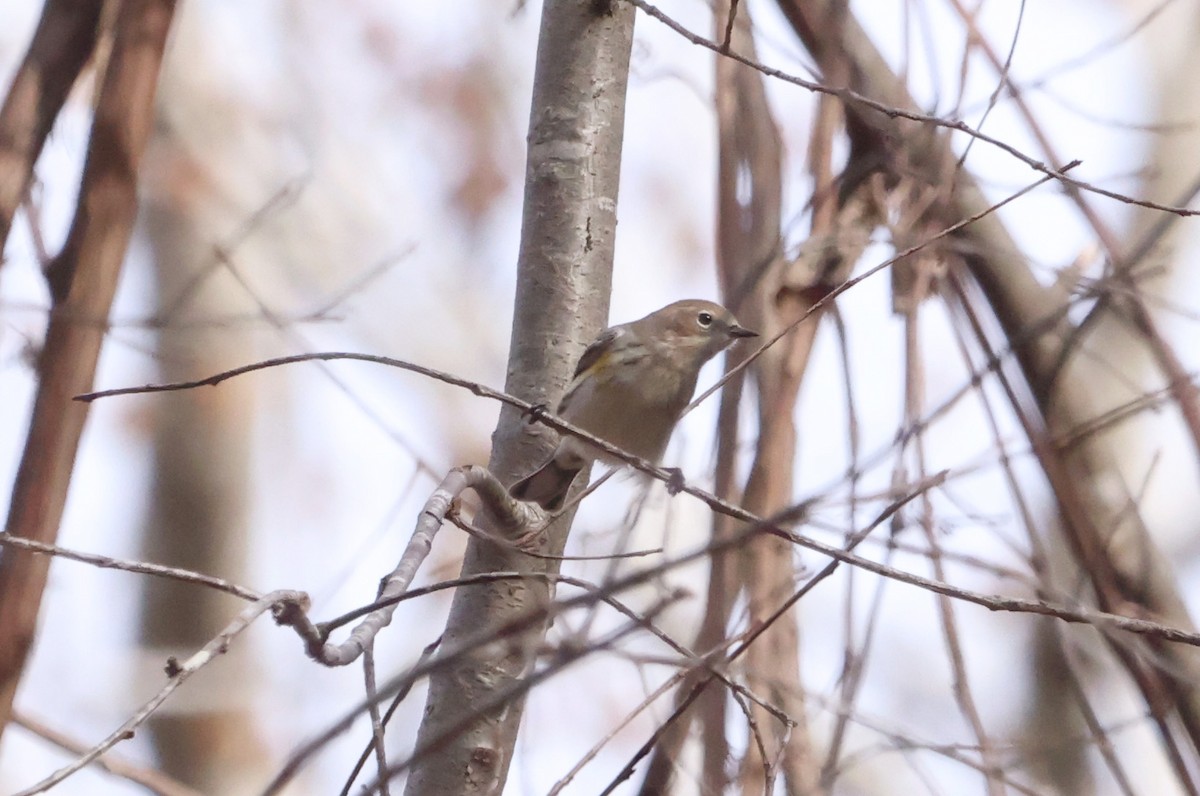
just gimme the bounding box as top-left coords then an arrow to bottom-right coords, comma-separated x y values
664,467 -> 685,496
524,403 -> 549,425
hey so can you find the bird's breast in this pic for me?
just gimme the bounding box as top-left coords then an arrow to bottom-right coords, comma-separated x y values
559,354 -> 697,463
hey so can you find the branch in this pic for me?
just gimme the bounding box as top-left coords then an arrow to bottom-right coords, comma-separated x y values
362,594 -> 687,794
11,712 -> 202,796
300,465 -> 537,667
625,0 -> 1200,218
0,0 -> 177,741
73,344 -> 1200,651
12,590 -> 306,796
80,350 -> 717,510
0,535 -> 261,602
772,0 -> 1200,777
269,470 -> 1200,791
0,0 -> 103,253
401,3 -> 635,784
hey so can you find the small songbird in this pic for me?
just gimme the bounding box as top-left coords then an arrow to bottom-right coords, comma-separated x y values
509,299 -> 758,510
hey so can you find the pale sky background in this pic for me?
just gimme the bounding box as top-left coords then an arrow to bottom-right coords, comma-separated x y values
1,0 -> 1198,793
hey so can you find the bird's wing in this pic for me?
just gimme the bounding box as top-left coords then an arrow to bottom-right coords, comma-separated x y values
572,325 -> 624,380
557,326 -> 628,415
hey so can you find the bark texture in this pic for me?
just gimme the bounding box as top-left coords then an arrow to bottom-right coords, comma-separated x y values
403,1 -> 635,793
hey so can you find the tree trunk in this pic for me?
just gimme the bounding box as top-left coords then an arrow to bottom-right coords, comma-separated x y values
0,0 -> 176,741
136,192 -> 268,792
403,1 -> 635,793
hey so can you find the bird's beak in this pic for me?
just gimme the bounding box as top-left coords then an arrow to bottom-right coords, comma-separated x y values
728,324 -> 758,339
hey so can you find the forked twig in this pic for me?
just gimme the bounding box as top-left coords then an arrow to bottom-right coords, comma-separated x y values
13,591 -> 309,796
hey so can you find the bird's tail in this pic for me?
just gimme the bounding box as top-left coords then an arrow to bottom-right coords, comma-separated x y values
510,457 -> 582,511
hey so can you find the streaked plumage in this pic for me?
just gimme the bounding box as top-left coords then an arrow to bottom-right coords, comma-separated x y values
510,299 -> 757,509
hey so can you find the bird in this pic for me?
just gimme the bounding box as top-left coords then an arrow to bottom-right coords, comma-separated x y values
509,299 -> 757,510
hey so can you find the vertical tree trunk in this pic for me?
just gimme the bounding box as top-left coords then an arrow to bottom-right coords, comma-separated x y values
403,1 -> 635,793
136,195 -> 268,790
0,0 -> 176,741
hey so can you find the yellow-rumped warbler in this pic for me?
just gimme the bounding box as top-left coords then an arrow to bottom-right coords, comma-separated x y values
510,299 -> 757,510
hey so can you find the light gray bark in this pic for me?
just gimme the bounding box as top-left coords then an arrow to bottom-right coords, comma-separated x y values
403,1 -> 635,793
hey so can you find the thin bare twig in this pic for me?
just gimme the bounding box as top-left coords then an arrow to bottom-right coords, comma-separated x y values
362,649 -> 390,796
80,350 -> 1200,649
12,712 -> 202,796
268,592 -> 688,796
337,639 -> 440,796
625,0 -> 1199,217
303,465 -> 534,667
0,535 -> 261,602
13,591 -> 307,796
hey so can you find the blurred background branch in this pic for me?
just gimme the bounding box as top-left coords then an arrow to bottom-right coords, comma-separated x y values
0,0 -> 175,747
2,0 -> 1200,794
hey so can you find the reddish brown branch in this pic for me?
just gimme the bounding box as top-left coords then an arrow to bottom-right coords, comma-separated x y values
13,713 -> 202,796
0,0 -> 177,741
0,0 -> 104,255
943,0 -> 1200,477
770,0 -> 1200,784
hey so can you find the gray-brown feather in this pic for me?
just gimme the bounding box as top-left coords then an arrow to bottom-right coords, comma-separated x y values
559,358 -> 694,464
508,456 -> 582,510
510,298 -> 753,509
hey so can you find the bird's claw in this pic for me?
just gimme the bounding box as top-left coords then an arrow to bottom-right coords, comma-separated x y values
524,403 -> 550,425
665,467 -> 685,496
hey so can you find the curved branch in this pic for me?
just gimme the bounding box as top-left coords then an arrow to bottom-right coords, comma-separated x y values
307,466 -> 538,667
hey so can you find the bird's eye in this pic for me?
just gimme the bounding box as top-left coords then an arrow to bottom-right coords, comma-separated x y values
697,311 -> 714,328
